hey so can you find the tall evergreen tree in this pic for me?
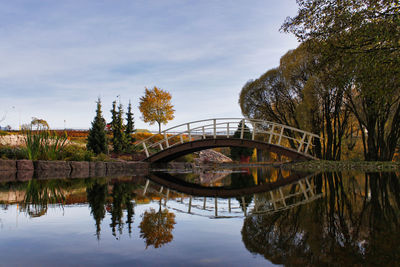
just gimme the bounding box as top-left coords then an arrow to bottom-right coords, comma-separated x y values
87,98 -> 108,155
86,179 -> 108,240
110,101 -> 127,153
125,100 -> 135,143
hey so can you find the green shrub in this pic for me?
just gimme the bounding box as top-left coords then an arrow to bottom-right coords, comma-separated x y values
24,129 -> 68,160
0,130 -> 9,136
60,145 -> 95,161
93,153 -> 109,162
0,146 -> 27,160
174,153 -> 195,162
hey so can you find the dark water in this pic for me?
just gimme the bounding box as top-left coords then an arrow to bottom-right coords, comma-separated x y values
0,167 -> 399,266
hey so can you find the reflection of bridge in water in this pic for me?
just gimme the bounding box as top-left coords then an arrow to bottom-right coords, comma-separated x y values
135,118 -> 321,162
142,173 -> 322,219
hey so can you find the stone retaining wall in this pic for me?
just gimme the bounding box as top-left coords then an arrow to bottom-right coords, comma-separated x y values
0,134 -> 25,146
0,159 -> 149,181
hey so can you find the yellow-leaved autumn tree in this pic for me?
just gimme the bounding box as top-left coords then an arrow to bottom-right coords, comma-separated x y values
139,86 -> 175,133
139,207 -> 176,249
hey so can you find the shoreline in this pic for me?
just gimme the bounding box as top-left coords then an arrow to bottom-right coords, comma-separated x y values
281,160 -> 400,172
2,159 -> 400,180
0,159 -> 149,181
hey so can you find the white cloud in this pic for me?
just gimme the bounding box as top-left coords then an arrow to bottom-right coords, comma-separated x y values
0,0 -> 299,130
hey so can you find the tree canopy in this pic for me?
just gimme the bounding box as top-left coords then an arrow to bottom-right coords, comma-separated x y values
139,87 -> 175,134
239,0 -> 400,160
139,207 -> 176,249
281,0 -> 400,161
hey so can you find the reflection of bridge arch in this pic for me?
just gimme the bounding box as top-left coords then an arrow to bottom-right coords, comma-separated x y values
141,173 -> 322,219
135,118 -> 321,162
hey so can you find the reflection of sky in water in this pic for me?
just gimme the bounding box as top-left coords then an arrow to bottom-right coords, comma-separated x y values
0,202 -> 271,266
1,169 -> 398,266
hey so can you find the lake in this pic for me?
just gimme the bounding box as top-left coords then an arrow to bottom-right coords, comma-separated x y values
0,167 -> 399,266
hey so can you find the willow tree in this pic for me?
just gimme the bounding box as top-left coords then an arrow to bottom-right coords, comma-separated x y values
282,0 -> 400,160
139,87 -> 175,134
239,44 -> 350,160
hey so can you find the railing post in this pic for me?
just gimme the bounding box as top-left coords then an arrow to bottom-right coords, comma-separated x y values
226,123 -> 230,138
180,134 -> 184,144
297,133 -> 306,152
240,120 -> 245,139
279,188 -> 286,207
305,178 -> 315,197
277,126 -> 284,145
215,197 -> 218,217
304,135 -> 313,154
143,142 -> 149,157
164,132 -> 169,148
165,189 -> 169,206
202,126 -> 206,139
298,180 -> 308,200
270,191 -> 277,210
187,123 -> 191,140
251,122 -> 256,140
213,119 -> 217,139
142,179 -> 149,196
159,143 -> 163,150
188,196 -> 192,213
268,124 -> 275,143
241,196 -> 247,216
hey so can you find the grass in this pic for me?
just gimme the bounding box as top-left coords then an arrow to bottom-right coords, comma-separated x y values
282,160 -> 400,172
24,129 -> 68,160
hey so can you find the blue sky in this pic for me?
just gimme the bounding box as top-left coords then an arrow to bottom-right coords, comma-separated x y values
0,0 -> 299,131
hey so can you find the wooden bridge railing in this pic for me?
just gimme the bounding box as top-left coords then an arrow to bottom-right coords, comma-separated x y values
141,174 -> 322,218
135,118 -> 321,158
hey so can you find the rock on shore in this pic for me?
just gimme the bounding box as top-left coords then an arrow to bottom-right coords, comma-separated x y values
195,149 -> 232,164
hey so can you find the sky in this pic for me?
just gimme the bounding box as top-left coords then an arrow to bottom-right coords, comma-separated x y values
0,0 -> 300,131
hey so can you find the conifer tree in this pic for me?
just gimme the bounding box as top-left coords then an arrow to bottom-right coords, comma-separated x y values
118,103 -> 128,150
86,180 -> 108,240
87,98 -> 108,155
110,101 -> 127,153
125,100 -> 135,143
110,100 -> 119,152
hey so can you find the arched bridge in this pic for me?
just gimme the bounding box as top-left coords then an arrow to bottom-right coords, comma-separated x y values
135,118 -> 321,163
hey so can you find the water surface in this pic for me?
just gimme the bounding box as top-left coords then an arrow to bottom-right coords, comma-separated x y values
0,167 -> 399,266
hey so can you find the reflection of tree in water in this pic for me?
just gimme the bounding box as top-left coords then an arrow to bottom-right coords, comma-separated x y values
21,179 -> 66,217
86,179 -> 108,240
139,204 -> 176,249
86,179 -> 136,240
241,172 -> 400,266
108,182 -> 135,238
230,171 -> 255,211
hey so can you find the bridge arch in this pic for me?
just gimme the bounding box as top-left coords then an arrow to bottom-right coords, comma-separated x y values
135,118 -> 321,162
145,138 -> 315,163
